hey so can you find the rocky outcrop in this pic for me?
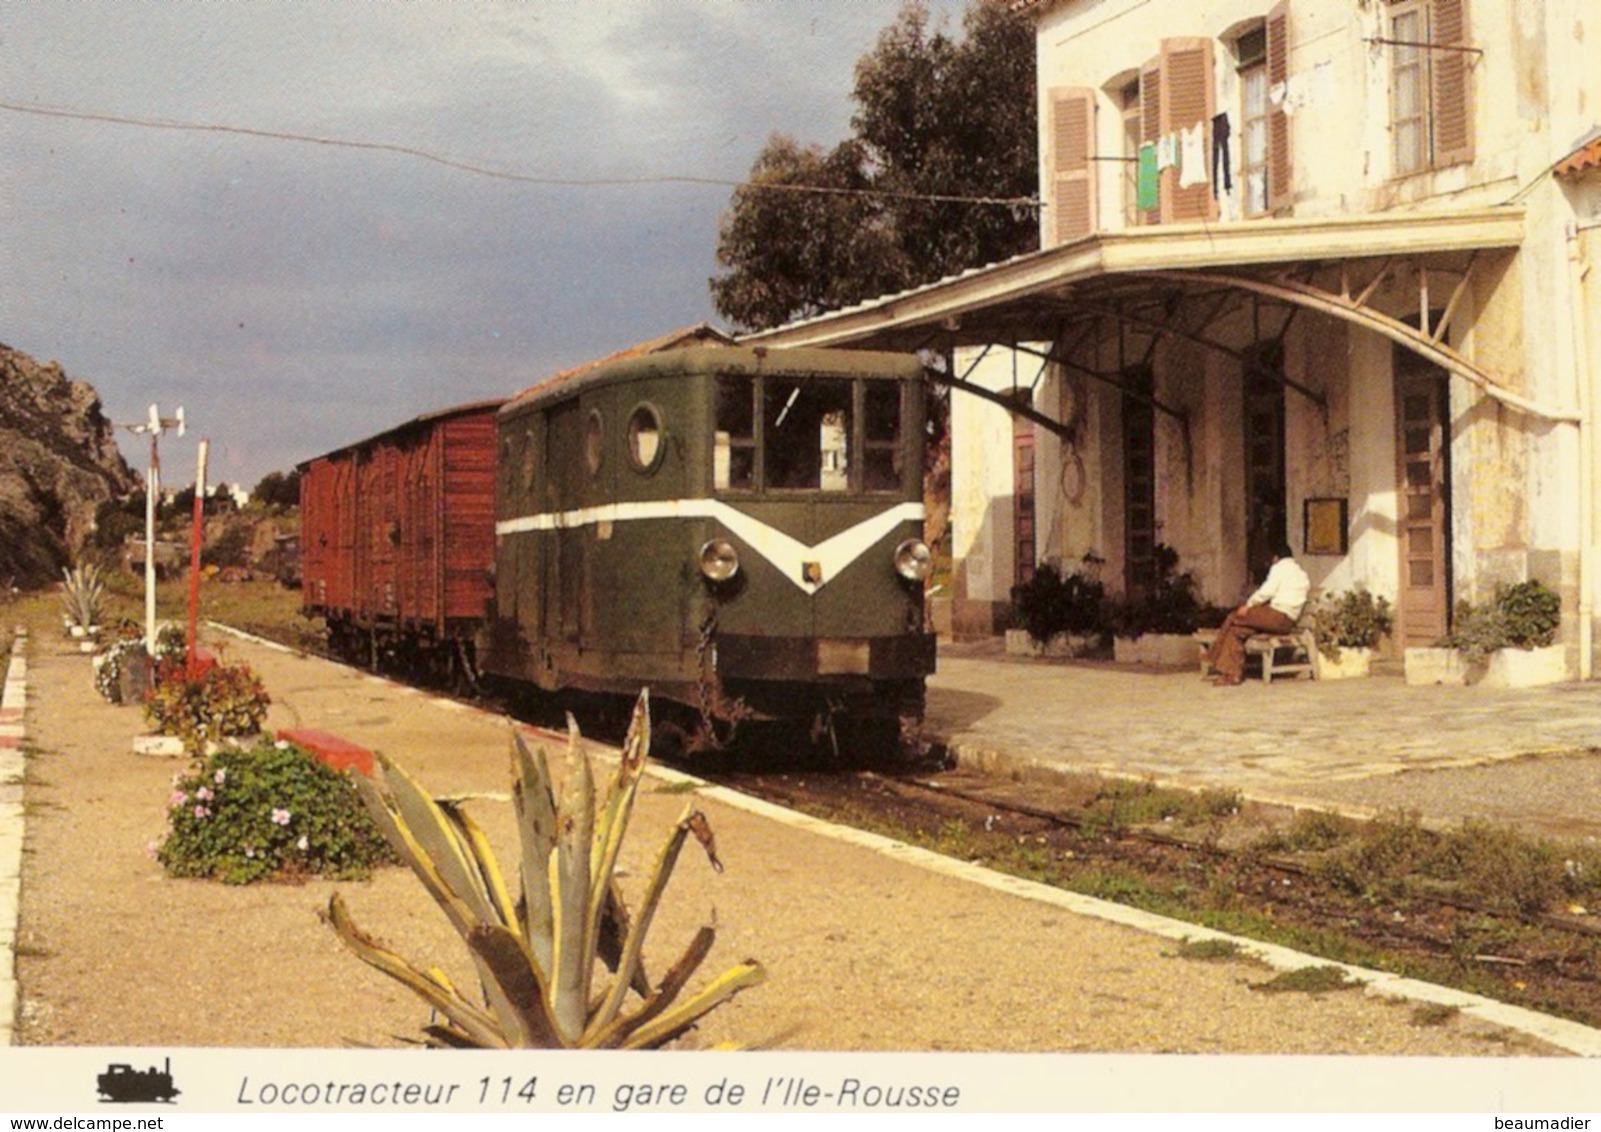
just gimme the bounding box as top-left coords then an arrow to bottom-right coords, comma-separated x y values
0,343 -> 138,587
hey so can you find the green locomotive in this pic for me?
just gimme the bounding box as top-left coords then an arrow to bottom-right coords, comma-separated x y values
481,345 -> 935,750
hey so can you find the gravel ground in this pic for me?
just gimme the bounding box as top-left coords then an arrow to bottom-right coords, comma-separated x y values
11,629 -> 1574,1055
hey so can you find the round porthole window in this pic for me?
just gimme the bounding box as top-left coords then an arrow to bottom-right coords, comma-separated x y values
626,403 -> 664,472
584,409 -> 604,476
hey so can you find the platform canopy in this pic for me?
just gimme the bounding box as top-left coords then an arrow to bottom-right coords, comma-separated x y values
740,206 -> 1576,426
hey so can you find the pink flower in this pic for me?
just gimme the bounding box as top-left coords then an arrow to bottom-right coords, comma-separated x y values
214,769 -> 227,785
196,786 -> 213,802
169,791 -> 187,809
193,805 -> 210,819
271,808 -> 291,826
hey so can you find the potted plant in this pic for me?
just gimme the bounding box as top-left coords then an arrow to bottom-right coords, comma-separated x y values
1006,554 -> 1108,658
1309,588 -> 1393,680
60,562 -> 105,646
1405,579 -> 1565,687
1109,545 -> 1212,666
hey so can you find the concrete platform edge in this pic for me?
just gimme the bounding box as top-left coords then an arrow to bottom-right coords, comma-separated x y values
1,629 -> 29,1048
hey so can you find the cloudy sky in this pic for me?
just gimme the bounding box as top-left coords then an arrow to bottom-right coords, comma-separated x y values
1,1 -> 970,491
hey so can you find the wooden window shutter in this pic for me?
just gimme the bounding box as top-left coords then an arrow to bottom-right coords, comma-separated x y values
1159,37 -> 1216,223
1430,0 -> 1474,167
1139,57 -> 1161,226
1265,2 -> 1292,211
1049,87 -> 1097,244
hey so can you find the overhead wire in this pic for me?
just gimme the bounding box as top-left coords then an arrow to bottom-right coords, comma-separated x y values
0,98 -> 1041,210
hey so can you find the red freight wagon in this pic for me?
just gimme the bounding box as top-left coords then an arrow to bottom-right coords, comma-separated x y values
298,398 -> 503,685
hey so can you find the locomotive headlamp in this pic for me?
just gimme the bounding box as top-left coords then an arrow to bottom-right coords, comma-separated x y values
893,538 -> 933,582
698,539 -> 741,583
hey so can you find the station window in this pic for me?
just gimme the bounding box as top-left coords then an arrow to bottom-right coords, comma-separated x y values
764,377 -> 851,492
714,374 -> 757,490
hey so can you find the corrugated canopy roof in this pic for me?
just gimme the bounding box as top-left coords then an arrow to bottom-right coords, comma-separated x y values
1555,129 -> 1601,180
738,207 -> 1525,353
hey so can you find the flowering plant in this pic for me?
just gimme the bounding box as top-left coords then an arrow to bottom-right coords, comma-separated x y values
143,657 -> 270,755
156,740 -> 396,884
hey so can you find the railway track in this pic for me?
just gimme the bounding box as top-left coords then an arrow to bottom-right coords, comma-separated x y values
700,760 -> 1601,1029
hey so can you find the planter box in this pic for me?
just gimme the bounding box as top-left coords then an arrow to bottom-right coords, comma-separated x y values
1312,646 -> 1373,681
1480,644 -> 1567,688
1404,647 -> 1476,686
277,727 -> 375,776
1114,632 -> 1197,667
1005,628 -> 1101,659
1406,644 -> 1567,687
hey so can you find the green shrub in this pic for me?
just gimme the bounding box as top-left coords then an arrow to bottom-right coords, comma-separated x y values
1010,555 -> 1107,642
1108,544 -> 1213,637
157,740 -> 396,884
1310,588 -> 1393,661
1441,579 -> 1561,663
143,658 -> 270,754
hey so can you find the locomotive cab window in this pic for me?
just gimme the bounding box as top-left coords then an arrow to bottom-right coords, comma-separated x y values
583,409 -> 604,476
714,374 -> 757,490
863,380 -> 903,491
764,377 -> 852,492
626,403 -> 664,472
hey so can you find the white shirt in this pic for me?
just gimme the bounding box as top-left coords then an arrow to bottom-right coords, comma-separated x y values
1249,556 -> 1310,621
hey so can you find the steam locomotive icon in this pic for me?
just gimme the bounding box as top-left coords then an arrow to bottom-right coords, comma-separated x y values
97,1057 -> 180,1103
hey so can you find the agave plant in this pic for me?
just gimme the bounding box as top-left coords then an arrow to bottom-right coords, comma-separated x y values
60,562 -> 105,632
327,691 -> 766,1048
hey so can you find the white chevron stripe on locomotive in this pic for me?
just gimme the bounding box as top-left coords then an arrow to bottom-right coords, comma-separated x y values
495,499 -> 925,594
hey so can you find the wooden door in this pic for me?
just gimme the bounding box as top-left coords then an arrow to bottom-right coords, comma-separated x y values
1395,358 -> 1451,645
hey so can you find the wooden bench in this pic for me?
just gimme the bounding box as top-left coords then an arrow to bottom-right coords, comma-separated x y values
1192,628 -> 1316,683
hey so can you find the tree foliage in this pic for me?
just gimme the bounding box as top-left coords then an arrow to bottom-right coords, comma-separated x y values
711,0 -> 1038,331
252,468 -> 302,510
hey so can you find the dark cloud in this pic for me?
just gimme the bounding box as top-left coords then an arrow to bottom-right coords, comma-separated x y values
1,1 -> 968,487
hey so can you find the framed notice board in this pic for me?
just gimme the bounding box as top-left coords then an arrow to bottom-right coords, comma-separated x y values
1303,497 -> 1348,556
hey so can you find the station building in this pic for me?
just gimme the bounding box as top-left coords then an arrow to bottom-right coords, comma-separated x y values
745,0 -> 1601,675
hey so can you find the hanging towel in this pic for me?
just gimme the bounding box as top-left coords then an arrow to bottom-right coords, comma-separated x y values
1137,142 -> 1159,211
1179,123 -> 1208,189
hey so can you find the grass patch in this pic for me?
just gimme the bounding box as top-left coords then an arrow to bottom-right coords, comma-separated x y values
1081,779 -> 1241,834
651,780 -> 701,795
1301,810 -> 1596,917
1410,1003 -> 1460,1027
1170,936 -> 1245,961
1251,965 -> 1360,995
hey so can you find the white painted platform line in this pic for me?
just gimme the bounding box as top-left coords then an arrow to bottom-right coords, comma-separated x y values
204,621 -> 297,655
0,630 -> 30,1047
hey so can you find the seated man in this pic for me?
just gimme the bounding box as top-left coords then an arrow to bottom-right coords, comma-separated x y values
1203,543 -> 1310,685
